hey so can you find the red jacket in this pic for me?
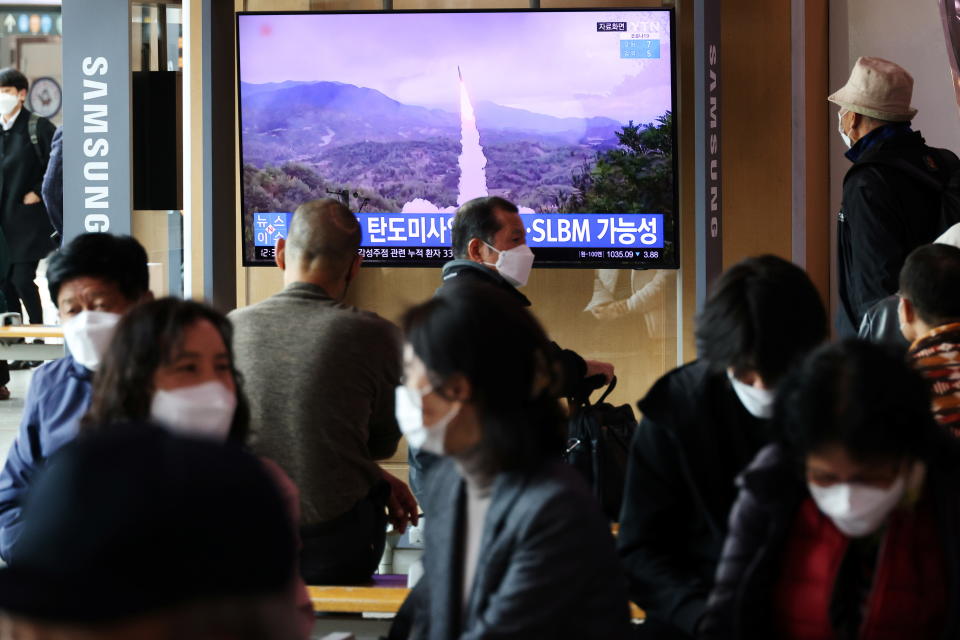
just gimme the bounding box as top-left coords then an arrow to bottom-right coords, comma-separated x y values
773,497 -> 946,640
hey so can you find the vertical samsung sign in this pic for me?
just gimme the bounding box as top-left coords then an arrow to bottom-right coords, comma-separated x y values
61,0 -> 132,241
694,0 -> 721,308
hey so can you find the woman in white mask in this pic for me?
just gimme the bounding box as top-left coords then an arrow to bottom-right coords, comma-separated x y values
700,340 -> 960,640
79,297 -> 315,640
388,282 -> 633,640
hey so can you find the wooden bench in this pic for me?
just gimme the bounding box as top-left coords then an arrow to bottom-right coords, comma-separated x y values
0,325 -> 64,360
308,576 -> 646,621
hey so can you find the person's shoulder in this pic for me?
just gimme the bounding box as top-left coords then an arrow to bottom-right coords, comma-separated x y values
329,303 -> 399,339
28,356 -> 85,401
736,444 -> 800,504
507,462 -> 612,538
638,359 -> 712,424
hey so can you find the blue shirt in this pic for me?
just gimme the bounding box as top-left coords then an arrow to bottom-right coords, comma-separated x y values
0,355 -> 92,560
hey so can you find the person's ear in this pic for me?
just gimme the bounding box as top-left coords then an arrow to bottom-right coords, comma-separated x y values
275,237 -> 286,271
17,89 -> 26,103
443,373 -> 472,403
850,112 -> 864,136
141,290 -> 155,303
467,238 -> 486,264
899,296 -> 915,325
349,253 -> 363,280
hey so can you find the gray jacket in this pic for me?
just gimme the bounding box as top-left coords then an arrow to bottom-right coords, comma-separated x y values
402,458 -> 633,640
229,282 -> 402,526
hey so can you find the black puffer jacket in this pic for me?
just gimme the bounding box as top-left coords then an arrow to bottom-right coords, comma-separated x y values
837,128 -> 959,337
699,443 -> 960,640
616,360 -> 769,637
437,259 -> 588,395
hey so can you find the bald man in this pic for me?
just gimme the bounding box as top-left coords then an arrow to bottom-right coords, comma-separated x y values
230,199 -> 416,585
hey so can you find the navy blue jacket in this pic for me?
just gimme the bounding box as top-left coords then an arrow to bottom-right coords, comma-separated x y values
0,355 -> 92,560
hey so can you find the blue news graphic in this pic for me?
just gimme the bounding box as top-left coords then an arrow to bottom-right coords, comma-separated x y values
253,211 -> 664,263
620,39 -> 660,59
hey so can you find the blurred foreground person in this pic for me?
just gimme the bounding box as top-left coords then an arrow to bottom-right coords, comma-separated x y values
701,340 -> 960,639
0,233 -> 150,560
82,297 -> 313,637
617,255 -> 827,638
389,282 -> 632,639
0,426 -> 301,640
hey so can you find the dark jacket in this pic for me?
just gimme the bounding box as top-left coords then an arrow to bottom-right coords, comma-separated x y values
616,360 -> 769,637
0,108 -> 55,262
437,260 -> 588,395
41,126 -> 62,243
0,355 -> 93,560
837,127 -> 957,336
699,443 -> 960,640
857,294 -> 909,350
397,458 -> 633,640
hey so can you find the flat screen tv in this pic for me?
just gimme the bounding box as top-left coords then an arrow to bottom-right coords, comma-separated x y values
237,9 -> 677,268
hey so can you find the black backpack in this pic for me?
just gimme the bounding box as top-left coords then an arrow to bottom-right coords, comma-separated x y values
860,148 -> 960,235
565,376 -> 637,521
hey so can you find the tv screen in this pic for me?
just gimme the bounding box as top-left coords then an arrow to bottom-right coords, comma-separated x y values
237,9 -> 677,268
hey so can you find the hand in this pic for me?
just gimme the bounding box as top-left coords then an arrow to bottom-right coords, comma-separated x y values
588,300 -> 629,321
585,360 -> 615,384
22,192 -> 40,205
381,468 -> 419,534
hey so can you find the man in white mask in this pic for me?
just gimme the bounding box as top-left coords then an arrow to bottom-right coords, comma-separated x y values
0,68 -> 56,335
0,233 -> 151,560
617,255 -> 827,639
409,196 -> 615,504
829,56 -> 960,338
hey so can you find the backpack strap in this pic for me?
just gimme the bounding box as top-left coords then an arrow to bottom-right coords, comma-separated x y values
27,112 -> 46,165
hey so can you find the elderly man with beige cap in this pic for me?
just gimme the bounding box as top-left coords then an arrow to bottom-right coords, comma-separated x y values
830,56 -> 960,337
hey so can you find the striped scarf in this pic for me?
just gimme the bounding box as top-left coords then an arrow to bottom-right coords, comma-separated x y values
908,322 -> 960,435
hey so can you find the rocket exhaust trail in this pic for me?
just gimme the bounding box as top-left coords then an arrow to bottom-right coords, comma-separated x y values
456,66 -> 488,206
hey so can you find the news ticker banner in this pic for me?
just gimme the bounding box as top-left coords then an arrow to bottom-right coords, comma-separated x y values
252,212 -> 665,263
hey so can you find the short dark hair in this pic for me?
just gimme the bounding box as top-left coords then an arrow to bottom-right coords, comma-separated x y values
401,281 -> 564,472
899,243 -> 960,326
286,198 -> 361,273
695,255 -> 827,385
0,68 -> 27,92
82,297 -> 250,446
451,196 -> 519,259
46,233 -> 149,307
775,339 -> 941,464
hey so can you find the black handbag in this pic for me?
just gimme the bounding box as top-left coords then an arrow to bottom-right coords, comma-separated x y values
565,376 -> 637,521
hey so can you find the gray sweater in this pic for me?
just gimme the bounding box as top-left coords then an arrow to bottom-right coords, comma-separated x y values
229,282 -> 402,526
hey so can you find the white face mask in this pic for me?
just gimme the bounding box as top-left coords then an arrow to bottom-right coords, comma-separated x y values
838,110 -> 852,149
808,473 -> 906,538
727,371 -> 776,419
395,385 -> 459,456
0,92 -> 19,116
62,311 -> 122,371
150,381 -> 237,442
484,243 -> 535,288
